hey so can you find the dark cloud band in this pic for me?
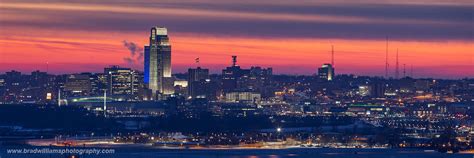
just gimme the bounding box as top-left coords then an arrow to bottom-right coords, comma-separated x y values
0,1 -> 472,41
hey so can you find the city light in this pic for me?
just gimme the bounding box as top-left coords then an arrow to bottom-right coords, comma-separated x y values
0,1 -> 471,157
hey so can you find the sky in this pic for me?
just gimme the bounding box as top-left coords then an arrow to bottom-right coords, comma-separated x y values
0,0 -> 473,78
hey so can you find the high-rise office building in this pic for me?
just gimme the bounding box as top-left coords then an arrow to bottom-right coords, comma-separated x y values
222,56 -> 242,93
318,63 -> 335,81
221,56 -> 273,98
30,70 -> 49,88
244,66 -> 272,93
64,74 -> 92,96
104,66 -> 140,97
144,26 -> 174,97
4,70 -> 24,102
188,67 -> 210,98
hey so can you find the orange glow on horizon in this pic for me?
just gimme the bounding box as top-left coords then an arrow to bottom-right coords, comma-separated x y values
0,27 -> 472,78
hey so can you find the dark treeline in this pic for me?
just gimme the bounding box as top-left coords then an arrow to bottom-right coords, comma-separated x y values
0,104 -> 118,131
0,104 -> 355,133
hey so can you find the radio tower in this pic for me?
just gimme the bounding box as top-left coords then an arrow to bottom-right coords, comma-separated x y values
331,45 -> 334,67
395,48 -> 399,79
403,64 -> 406,78
385,36 -> 389,78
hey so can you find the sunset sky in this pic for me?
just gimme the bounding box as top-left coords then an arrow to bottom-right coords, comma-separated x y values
0,0 -> 472,78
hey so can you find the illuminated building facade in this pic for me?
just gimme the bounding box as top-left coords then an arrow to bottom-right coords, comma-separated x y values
225,91 -> 261,102
104,66 -> 141,97
318,63 -> 335,81
359,85 -> 370,96
144,26 -> 174,97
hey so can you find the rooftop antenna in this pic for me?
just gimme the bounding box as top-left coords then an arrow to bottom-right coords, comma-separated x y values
46,61 -> 49,74
385,36 -> 389,78
331,45 -> 334,67
232,55 -> 237,66
395,49 -> 399,79
410,65 -> 414,78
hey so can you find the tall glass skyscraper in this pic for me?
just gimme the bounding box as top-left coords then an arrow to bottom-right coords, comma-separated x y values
144,26 -> 173,97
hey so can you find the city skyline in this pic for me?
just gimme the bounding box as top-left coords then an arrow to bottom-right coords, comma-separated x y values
0,2 -> 473,156
0,0 -> 472,79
